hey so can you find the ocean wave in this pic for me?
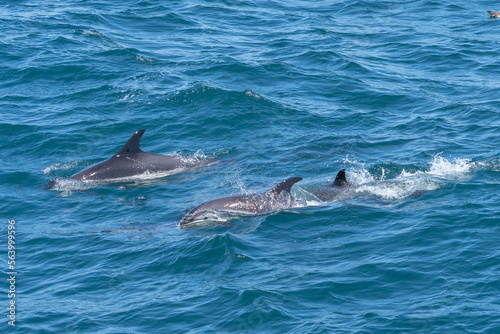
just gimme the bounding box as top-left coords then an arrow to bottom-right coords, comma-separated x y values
165,83 -> 278,114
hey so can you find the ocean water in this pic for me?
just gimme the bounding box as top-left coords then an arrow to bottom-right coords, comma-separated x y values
1,0 -> 500,332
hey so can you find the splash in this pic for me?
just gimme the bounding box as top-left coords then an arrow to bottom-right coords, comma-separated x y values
493,160 -> 500,172
427,153 -> 472,179
177,149 -> 215,167
334,154 -> 475,200
43,161 -> 80,175
46,178 -> 94,192
245,88 -> 266,100
341,155 -> 377,184
291,187 -> 323,207
352,176 -> 440,200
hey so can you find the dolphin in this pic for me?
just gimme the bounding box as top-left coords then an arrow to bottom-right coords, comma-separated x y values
70,129 -> 190,182
487,11 -> 500,18
310,169 -> 350,202
180,177 -> 303,225
310,168 -> 434,202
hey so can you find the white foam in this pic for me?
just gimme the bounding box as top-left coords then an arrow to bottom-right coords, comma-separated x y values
80,29 -> 102,37
136,55 -> 153,63
336,153 -> 474,200
48,178 -> 94,192
245,88 -> 265,100
493,160 -> 500,172
348,167 -> 377,185
341,155 -> 377,183
177,149 -> 214,167
427,153 -> 473,179
352,177 -> 440,200
43,161 -> 80,175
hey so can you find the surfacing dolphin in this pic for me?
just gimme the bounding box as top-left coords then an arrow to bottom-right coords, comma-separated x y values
487,11 -> 500,18
310,168 -> 431,202
180,177 -> 303,226
310,169 -> 350,202
70,129 -> 197,182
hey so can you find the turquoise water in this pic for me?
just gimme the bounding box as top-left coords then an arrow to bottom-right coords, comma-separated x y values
2,0 -> 500,332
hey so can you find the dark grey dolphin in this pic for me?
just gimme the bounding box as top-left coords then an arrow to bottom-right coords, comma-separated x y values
310,169 -> 350,202
310,169 -> 432,202
70,129 -> 187,182
180,177 -> 303,225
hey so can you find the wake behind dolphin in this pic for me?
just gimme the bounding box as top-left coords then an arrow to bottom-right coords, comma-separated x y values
180,177 -> 303,226
308,164 -> 452,203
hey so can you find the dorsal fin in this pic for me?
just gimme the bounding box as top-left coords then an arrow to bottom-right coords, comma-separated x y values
114,129 -> 146,156
265,177 -> 302,198
333,169 -> 349,187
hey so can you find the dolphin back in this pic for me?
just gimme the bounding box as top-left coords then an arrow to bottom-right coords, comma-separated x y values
114,129 -> 146,156
332,169 -> 349,187
265,177 -> 303,199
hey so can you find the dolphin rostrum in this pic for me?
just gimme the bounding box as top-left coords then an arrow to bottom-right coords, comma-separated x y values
70,129 -> 191,182
180,177 -> 303,225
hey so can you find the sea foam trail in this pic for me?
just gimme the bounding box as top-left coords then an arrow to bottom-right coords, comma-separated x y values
312,153 -> 477,201
426,153 -> 472,179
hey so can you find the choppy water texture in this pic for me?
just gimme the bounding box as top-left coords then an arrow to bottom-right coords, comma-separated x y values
1,0 -> 500,332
